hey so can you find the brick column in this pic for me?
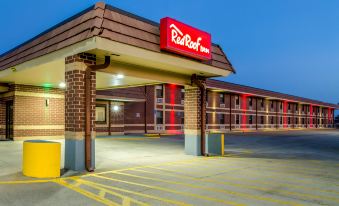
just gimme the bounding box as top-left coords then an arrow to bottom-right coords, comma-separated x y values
184,85 -> 203,155
64,53 -> 96,171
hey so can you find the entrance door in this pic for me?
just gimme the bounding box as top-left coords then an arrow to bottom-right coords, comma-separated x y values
6,101 -> 13,140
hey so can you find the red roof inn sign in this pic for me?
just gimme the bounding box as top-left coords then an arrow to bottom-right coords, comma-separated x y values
160,17 -> 212,60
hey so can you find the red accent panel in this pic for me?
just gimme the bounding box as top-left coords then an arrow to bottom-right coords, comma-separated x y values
160,17 -> 212,60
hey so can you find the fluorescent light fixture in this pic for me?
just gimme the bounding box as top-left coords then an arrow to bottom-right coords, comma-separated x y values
113,105 -> 119,111
59,82 -> 66,88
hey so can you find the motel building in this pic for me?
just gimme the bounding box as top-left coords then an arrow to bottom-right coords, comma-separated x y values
0,2 -> 338,171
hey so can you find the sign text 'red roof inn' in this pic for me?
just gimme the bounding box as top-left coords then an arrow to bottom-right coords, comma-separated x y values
160,17 -> 212,60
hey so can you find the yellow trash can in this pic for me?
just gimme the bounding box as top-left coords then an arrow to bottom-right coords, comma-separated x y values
23,140 -> 61,178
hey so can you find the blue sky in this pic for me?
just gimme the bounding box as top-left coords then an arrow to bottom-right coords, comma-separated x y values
0,0 -> 338,113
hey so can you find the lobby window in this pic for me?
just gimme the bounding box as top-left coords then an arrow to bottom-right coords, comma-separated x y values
249,115 -> 253,125
95,106 -> 106,123
219,114 -> 225,124
156,111 -> 163,124
236,115 -> 240,125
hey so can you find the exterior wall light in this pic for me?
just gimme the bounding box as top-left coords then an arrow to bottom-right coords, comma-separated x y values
59,82 -> 66,88
113,105 -> 119,111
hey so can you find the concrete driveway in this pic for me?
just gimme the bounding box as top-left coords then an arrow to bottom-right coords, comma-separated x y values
0,130 -> 339,206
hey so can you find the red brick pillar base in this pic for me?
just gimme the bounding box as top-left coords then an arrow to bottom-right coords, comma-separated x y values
184,85 -> 203,156
64,53 -> 96,171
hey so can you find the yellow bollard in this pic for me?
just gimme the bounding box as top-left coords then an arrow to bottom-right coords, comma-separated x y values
23,140 -> 61,178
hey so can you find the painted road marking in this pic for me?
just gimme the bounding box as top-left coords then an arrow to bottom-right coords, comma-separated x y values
109,171 -> 304,206
92,174 -> 245,206
144,165 -> 339,196
75,178 -> 191,206
54,179 -> 119,206
130,168 -> 339,204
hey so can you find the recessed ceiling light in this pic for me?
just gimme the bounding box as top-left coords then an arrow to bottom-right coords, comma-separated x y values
116,74 -> 124,79
59,82 -> 66,88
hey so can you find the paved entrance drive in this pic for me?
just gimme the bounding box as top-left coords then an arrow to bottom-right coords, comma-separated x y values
0,131 -> 338,206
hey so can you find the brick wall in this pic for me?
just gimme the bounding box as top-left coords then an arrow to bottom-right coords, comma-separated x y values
9,85 -> 64,140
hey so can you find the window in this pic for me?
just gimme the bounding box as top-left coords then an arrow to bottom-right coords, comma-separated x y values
296,118 -> 299,124
271,101 -> 274,110
219,114 -> 225,124
181,89 -> 185,101
271,116 -> 274,124
95,106 -> 106,122
235,96 -> 240,107
288,103 -> 291,111
280,102 -> 283,111
249,115 -> 253,125
261,99 -> 264,109
280,117 -> 283,125
288,117 -> 291,124
260,116 -> 264,124
220,93 -> 225,104
206,113 -> 209,124
249,97 -> 253,107
236,115 -> 240,125
180,112 -> 185,124
302,118 -> 305,124
156,86 -> 163,98
156,111 -> 163,124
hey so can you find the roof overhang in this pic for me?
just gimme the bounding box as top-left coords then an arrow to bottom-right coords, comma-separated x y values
0,37 -> 231,89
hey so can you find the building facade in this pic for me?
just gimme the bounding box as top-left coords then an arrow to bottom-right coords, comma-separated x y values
0,2 -> 337,170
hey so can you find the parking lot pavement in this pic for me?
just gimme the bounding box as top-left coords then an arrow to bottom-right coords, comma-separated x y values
0,130 -> 339,206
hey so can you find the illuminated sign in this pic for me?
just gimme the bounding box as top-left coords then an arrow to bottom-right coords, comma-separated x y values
160,17 -> 212,60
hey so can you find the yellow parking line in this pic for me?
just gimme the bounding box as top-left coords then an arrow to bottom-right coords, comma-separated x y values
76,178 -> 189,206
0,179 -> 52,184
92,174 -> 245,206
131,168 -> 339,204
53,179 -> 119,206
94,158 -> 202,175
109,171 -> 303,206
144,165 -> 339,196
199,158 -> 338,176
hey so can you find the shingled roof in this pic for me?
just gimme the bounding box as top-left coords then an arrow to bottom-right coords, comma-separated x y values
0,2 -> 235,73
207,79 -> 339,109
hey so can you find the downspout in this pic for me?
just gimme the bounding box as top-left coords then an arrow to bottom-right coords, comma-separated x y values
191,74 -> 206,156
85,56 -> 111,172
